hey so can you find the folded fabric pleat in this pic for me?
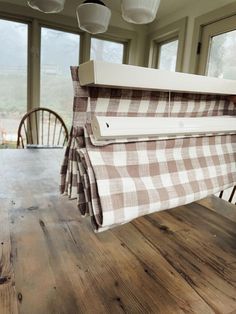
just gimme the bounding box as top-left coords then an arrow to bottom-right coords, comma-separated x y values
75,124 -> 236,232
60,66 -> 236,232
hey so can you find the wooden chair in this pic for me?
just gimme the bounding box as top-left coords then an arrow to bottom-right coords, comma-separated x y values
219,186 -> 236,205
17,107 -> 69,148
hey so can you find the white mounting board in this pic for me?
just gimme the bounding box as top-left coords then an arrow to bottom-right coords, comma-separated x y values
78,60 -> 236,95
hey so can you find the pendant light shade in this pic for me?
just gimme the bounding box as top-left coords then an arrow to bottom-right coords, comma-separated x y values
121,0 -> 161,24
76,0 -> 111,35
27,0 -> 65,13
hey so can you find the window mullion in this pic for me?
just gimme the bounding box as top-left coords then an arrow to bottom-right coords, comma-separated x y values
28,18 -> 40,112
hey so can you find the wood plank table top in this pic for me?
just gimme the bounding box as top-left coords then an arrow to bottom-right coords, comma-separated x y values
0,149 -> 236,314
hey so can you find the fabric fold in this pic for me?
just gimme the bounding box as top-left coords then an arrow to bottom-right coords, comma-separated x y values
76,124 -> 236,232
60,66 -> 236,232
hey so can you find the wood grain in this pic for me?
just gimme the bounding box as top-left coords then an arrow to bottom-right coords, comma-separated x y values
0,199 -> 18,314
0,149 -> 236,314
197,195 -> 236,223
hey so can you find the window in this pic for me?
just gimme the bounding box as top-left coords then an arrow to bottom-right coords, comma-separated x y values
198,15 -> 236,79
148,18 -> 186,71
0,19 -> 28,148
40,27 -> 80,127
157,39 -> 179,72
90,38 -> 125,64
207,30 -> 236,79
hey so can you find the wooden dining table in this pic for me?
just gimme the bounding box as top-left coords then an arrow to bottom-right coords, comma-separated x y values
0,149 -> 236,314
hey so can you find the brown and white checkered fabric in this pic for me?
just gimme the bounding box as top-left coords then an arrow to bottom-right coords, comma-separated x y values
60,66 -> 236,232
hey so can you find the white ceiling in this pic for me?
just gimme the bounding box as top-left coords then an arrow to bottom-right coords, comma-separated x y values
0,0 -> 197,20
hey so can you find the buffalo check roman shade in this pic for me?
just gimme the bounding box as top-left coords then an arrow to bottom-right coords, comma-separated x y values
60,66 -> 236,232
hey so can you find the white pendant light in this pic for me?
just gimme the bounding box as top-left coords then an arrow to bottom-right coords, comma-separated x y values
27,0 -> 65,13
76,0 -> 111,35
121,0 -> 161,24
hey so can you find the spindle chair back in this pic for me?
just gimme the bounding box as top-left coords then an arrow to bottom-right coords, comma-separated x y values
219,186 -> 236,204
17,108 -> 69,148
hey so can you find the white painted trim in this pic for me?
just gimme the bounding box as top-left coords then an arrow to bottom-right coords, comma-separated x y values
92,116 -> 236,140
79,61 -> 236,95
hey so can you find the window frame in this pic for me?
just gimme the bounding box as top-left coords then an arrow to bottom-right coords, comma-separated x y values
197,15 -> 236,76
189,2 -> 236,75
154,36 -> 179,71
0,14 -> 31,112
0,15 -> 30,146
147,17 -> 187,72
39,22 -> 82,64
89,27 -> 131,64
90,35 -> 128,64
0,4 -> 138,146
39,23 -> 81,107
0,4 -> 136,113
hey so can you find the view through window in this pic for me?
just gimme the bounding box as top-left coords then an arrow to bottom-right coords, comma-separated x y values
158,39 -> 178,72
0,19 -> 28,148
40,27 -> 80,128
207,30 -> 236,80
91,38 -> 124,64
